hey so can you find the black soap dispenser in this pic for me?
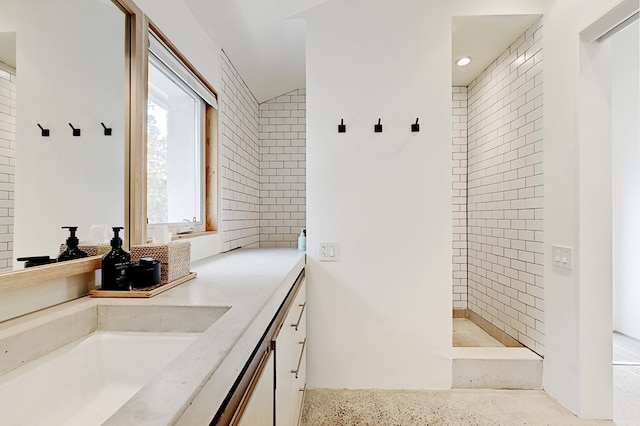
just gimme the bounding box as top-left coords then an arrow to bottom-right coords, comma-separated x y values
101,226 -> 131,291
57,226 -> 88,262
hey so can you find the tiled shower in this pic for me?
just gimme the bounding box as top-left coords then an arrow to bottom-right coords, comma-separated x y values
219,52 -> 306,251
452,19 -> 544,355
259,89 -> 307,248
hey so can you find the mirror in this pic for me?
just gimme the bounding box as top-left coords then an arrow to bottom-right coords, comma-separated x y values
0,0 -> 126,273
0,31 -> 16,273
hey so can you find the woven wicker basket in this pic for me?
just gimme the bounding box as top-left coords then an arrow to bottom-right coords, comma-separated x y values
130,240 -> 191,286
59,243 -> 111,257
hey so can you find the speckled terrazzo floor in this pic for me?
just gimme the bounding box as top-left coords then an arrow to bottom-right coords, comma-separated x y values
301,389 -> 613,426
614,366 -> 640,425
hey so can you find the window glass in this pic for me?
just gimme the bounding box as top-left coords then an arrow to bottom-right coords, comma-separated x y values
147,54 -> 205,230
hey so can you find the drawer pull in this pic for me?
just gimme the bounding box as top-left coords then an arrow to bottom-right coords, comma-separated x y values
290,302 -> 306,331
291,338 -> 307,379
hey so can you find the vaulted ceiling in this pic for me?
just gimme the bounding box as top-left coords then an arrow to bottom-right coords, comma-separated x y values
183,0 -> 541,103
0,32 -> 16,69
184,0 -> 318,103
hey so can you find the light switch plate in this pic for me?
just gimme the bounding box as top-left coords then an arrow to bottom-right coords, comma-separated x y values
319,242 -> 339,261
552,245 -> 573,269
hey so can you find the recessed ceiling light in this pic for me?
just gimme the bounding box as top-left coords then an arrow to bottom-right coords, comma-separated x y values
455,56 -> 472,67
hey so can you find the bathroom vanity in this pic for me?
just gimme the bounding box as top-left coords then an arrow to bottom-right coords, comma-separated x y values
0,248 -> 306,425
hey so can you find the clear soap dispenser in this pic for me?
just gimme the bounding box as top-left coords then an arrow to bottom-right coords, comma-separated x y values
101,226 -> 131,291
57,226 -> 88,262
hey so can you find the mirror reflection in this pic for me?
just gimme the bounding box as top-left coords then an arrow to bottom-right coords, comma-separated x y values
0,32 -> 16,273
0,0 -> 126,273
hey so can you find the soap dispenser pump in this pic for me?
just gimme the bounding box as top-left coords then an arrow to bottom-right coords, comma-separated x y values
101,226 -> 131,291
57,226 -> 88,262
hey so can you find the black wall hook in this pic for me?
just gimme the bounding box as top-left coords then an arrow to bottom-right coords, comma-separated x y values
374,118 -> 383,133
412,118 -> 420,132
37,124 -> 50,137
101,122 -> 112,136
338,119 -> 346,133
68,123 -> 81,137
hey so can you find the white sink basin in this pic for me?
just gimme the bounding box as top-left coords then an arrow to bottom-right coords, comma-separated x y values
0,304 -> 229,425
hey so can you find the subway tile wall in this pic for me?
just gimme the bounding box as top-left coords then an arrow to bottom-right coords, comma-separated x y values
466,19 -> 544,355
219,51 -> 261,251
452,86 -> 468,310
220,52 -> 306,250
258,89 -> 306,248
0,64 -> 15,273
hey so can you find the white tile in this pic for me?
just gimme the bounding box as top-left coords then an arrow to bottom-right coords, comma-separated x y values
462,19 -> 544,355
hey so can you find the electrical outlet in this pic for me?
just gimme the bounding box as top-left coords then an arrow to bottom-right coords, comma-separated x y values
552,245 -> 573,269
319,242 -> 339,261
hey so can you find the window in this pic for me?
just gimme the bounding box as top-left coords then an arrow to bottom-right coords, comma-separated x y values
146,30 -> 217,235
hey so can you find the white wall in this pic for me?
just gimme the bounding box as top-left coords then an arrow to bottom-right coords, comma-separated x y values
543,0 -> 632,419
134,0 -> 221,93
305,0 -> 545,391
305,0 -> 453,389
11,0 -> 125,262
579,34 -> 614,421
612,20 -> 640,340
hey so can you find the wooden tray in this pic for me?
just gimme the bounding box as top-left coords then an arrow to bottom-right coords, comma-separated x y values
89,272 -> 197,298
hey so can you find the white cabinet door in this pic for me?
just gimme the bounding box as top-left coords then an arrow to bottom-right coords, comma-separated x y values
274,277 -> 306,426
233,351 -> 274,426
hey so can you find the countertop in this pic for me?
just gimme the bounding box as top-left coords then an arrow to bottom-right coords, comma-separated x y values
0,248 -> 306,425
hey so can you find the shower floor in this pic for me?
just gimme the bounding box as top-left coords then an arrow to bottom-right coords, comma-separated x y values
453,318 -> 504,347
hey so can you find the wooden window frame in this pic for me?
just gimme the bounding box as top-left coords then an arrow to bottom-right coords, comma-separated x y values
0,0 -> 219,294
135,22 -> 219,244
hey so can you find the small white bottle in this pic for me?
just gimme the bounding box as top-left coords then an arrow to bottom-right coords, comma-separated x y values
298,228 -> 306,251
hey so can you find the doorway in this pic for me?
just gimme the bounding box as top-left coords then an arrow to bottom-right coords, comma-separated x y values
609,16 -> 640,424
579,4 -> 640,423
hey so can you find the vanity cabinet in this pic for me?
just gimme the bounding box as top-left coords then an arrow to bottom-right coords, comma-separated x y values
273,276 -> 306,426
220,271 -> 306,426
231,350 -> 274,426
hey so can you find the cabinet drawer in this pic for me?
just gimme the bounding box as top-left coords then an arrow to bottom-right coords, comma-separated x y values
218,270 -> 305,426
283,279 -> 306,336
274,277 -> 306,426
293,344 -> 306,420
